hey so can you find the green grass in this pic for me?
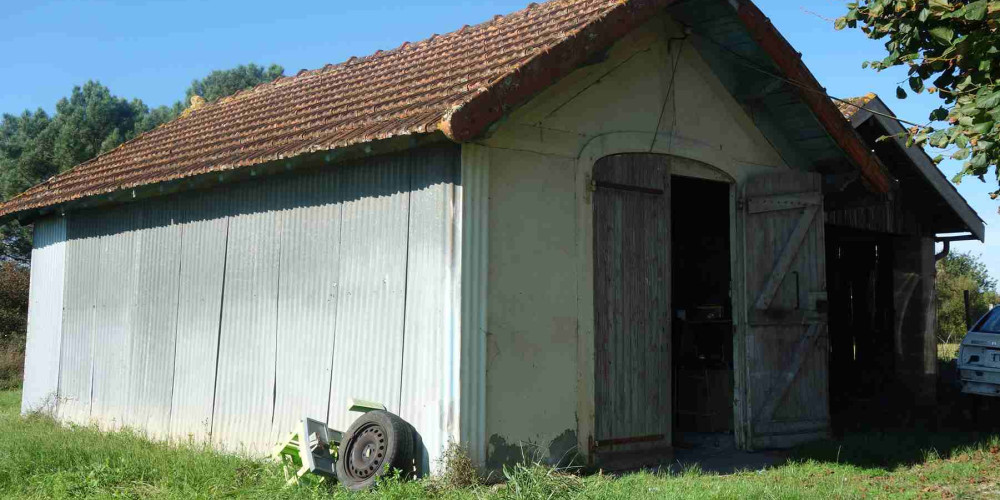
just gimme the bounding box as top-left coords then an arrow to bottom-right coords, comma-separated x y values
1,390 -> 1000,499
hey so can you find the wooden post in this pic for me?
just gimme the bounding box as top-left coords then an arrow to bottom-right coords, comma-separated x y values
964,290 -> 973,331
892,236 -> 937,405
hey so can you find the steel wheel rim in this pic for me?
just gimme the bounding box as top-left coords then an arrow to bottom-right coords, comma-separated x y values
345,422 -> 387,480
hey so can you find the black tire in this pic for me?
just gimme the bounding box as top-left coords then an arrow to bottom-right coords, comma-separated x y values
335,410 -> 414,491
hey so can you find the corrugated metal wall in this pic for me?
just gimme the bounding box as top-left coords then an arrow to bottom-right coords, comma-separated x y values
169,190 -> 229,442
127,198 -> 182,437
44,144 -> 462,464
60,213 -> 103,424
400,153 -> 462,470
21,216 -> 66,414
327,156 -> 412,437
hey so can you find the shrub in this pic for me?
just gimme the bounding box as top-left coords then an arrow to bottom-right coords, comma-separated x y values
0,261 -> 28,389
0,341 -> 24,390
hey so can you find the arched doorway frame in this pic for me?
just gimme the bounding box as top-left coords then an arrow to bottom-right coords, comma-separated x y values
573,131 -> 780,460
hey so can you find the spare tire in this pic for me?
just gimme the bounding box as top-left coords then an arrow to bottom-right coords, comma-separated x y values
335,410 -> 414,491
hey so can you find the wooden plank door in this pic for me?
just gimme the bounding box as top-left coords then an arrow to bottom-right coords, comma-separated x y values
740,170 -> 829,449
593,154 -> 671,455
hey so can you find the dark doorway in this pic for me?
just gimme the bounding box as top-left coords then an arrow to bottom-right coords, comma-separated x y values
825,226 -> 896,429
670,176 -> 733,447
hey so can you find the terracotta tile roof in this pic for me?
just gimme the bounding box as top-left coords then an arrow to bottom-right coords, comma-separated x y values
1,0 -> 675,219
834,93 -> 877,119
3,0 -> 894,219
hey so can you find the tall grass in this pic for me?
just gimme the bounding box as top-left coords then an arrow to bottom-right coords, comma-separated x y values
939,342 -> 960,362
0,391 -> 425,499
1,388 -> 999,498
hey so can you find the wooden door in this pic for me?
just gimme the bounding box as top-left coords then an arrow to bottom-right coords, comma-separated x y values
740,170 -> 829,449
593,154 -> 671,455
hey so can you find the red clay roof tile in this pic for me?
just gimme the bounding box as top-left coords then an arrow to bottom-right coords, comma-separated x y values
3,0 -> 667,218
834,93 -> 877,119
2,0 -> 893,218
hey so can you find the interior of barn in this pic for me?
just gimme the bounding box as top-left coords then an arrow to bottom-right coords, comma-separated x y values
822,102 -> 980,430
825,227 -> 902,429
670,175 -> 734,448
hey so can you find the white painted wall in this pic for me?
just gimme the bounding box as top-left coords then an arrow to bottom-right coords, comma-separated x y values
476,14 -> 789,465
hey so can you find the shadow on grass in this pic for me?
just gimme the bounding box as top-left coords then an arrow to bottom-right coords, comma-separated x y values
786,357 -> 1000,471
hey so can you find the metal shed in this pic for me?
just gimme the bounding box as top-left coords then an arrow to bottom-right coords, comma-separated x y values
5,0 -> 985,472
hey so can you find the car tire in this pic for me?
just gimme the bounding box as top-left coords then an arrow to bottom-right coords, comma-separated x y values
335,410 -> 414,491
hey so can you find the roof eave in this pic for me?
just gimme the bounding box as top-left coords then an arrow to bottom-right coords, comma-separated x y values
734,0 -> 891,194
0,130 -> 451,226
850,96 -> 986,242
443,0 -> 679,142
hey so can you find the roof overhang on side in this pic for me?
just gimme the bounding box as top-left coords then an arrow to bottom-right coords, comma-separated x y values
847,96 -> 985,242
9,132 -> 453,226
666,0 -> 891,194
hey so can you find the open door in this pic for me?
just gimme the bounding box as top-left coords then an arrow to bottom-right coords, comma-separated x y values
739,170 -> 829,449
592,154 -> 671,460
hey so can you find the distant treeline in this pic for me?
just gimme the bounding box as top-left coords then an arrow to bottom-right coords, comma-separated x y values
0,63 -> 284,263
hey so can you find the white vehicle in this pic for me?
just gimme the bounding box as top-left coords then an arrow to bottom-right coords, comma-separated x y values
959,308 -> 1000,397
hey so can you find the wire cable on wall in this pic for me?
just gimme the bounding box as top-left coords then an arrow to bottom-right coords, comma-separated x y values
688,28 -> 927,129
650,36 -> 687,152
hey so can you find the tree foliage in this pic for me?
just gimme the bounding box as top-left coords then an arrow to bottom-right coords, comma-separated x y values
936,250 -> 1000,342
837,0 -> 1000,198
0,262 -> 28,345
185,63 -> 284,103
0,64 -> 284,263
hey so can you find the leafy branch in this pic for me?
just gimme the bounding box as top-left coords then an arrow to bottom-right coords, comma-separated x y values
837,0 -> 1000,200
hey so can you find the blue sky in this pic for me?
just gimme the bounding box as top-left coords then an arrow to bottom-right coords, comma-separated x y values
1,0 -> 997,271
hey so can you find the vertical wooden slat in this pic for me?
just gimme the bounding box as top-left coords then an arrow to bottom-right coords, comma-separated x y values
593,154 -> 671,455
741,170 -> 829,449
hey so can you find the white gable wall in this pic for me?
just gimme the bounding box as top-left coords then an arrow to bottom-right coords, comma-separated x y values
471,14 -> 793,466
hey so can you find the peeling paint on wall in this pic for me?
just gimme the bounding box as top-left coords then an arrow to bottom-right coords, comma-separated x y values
487,430 -> 580,470
547,429 -> 580,467
487,434 -> 538,470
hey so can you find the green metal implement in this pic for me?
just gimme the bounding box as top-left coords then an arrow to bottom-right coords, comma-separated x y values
271,398 -> 386,486
271,418 -> 342,486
